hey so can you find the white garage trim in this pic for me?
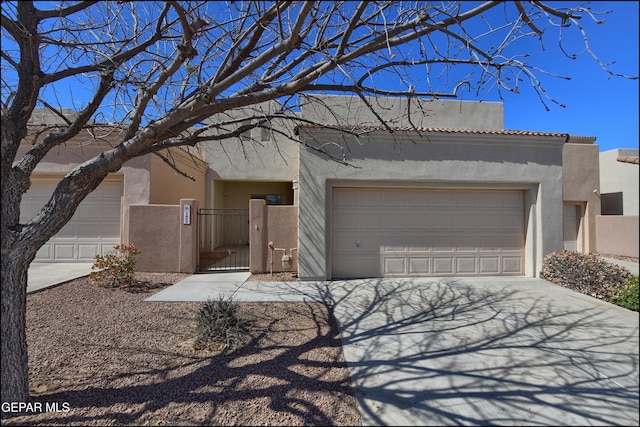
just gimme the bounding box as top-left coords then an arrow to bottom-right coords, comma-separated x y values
21,177 -> 123,262
331,186 -> 526,278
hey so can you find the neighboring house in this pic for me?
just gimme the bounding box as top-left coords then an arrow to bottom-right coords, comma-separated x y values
595,148 -> 639,257
599,148 -> 639,216
18,110 -> 207,265
19,96 -> 602,279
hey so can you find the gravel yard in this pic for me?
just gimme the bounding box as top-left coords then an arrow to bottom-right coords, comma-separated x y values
2,273 -> 361,426
4,254 -> 637,425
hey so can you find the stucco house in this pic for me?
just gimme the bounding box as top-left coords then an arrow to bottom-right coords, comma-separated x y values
595,148 -> 639,257
599,148 -> 639,216
20,96 -> 602,279
18,111 -> 207,268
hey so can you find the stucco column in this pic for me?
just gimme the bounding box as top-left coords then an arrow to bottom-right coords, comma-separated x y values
293,179 -> 299,206
249,199 -> 268,273
179,199 -> 198,273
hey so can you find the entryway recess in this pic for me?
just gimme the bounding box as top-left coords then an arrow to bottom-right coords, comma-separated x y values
197,209 -> 250,271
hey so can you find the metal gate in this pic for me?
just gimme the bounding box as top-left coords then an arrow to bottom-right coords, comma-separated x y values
197,209 -> 250,271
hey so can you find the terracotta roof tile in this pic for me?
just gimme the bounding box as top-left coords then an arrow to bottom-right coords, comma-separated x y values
296,124 -> 571,139
617,155 -> 640,165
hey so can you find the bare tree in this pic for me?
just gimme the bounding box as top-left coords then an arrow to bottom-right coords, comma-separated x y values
1,0 -> 635,403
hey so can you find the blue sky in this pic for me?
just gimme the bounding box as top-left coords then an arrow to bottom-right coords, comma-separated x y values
4,1 -> 637,153
469,1 -> 639,153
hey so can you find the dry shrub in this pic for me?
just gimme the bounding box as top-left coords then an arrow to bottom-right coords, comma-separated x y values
90,244 -> 141,287
193,294 -> 255,351
540,250 -> 631,302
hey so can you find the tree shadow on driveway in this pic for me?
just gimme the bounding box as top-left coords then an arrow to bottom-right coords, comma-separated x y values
6,276 -> 638,426
313,277 -> 639,426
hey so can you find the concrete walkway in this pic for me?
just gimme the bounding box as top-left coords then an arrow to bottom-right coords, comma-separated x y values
27,263 -> 94,293
144,271 -> 327,302
600,256 -> 639,275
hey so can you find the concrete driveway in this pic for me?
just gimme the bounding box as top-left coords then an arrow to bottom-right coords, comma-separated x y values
320,277 -> 639,426
30,263 -> 640,425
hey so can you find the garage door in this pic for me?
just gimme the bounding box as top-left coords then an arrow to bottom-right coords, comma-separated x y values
332,188 -> 524,278
21,180 -> 122,262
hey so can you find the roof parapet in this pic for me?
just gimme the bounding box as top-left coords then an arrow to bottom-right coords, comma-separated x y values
566,135 -> 597,144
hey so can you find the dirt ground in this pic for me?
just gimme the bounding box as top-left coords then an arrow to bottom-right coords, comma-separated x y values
247,271 -> 299,282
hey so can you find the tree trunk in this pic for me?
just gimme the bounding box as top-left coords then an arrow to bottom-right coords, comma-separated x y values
1,253 -> 30,403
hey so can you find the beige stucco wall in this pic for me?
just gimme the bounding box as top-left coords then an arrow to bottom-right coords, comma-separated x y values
204,96 -> 505,213
249,199 -> 267,273
212,179 -> 225,209
179,199 -> 199,273
300,94 -> 505,130
599,148 -> 639,216
266,205 -> 298,273
204,97 -> 504,185
204,101 -> 299,182
129,199 -> 198,273
203,101 -> 300,213
149,147 -> 207,206
298,128 -> 565,280
596,215 -> 639,258
562,142 -> 600,253
250,199 -> 298,273
129,205 -> 180,272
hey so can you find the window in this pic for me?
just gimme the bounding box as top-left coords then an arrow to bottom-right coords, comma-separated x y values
601,192 -> 623,215
251,194 -> 283,205
260,124 -> 271,142
239,119 -> 252,141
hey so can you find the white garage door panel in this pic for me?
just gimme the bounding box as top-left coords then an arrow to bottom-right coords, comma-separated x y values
332,188 -> 525,278
22,181 -> 122,262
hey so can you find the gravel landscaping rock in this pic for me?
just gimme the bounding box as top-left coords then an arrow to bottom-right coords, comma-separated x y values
541,250 -> 633,302
2,272 -> 361,426
247,271 -> 298,282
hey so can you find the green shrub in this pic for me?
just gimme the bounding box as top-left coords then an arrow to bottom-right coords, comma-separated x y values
540,250 -> 631,302
612,276 -> 639,312
90,244 -> 141,287
194,294 -> 255,351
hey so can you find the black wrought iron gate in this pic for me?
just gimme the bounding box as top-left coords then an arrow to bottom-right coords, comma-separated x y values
197,209 -> 250,271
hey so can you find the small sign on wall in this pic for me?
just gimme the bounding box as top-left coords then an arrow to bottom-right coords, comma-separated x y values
183,204 -> 191,225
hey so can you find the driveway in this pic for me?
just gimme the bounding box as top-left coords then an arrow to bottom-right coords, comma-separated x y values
27,262 -> 93,293
30,264 -> 640,425
321,277 -> 639,426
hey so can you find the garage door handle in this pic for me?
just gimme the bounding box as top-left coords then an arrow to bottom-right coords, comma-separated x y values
356,241 -> 360,247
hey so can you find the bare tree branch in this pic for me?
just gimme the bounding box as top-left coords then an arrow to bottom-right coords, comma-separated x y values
1,1 -> 638,403
35,1 -> 98,20
153,150 -> 196,181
